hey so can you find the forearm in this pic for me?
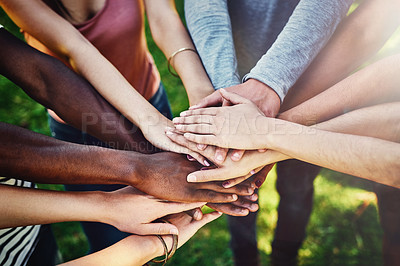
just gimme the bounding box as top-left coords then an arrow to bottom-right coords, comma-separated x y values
145,0 -> 214,105
279,54 -> 400,125
313,102 -> 400,143
1,0 -> 162,129
245,0 -> 352,101
266,121 -> 400,187
0,185 -> 107,228
0,122 -> 141,186
185,0 -> 241,89
61,235 -> 162,266
0,28 -> 154,153
282,0 -> 400,110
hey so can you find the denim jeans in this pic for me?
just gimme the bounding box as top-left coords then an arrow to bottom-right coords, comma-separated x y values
48,84 -> 172,253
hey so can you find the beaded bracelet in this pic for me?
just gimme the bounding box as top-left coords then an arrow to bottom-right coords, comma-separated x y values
167,47 -> 197,77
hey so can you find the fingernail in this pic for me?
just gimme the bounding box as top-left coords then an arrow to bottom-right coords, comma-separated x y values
255,180 -> 262,188
197,144 -> 206,150
251,194 -> 258,201
180,111 -> 188,116
216,154 -> 223,162
232,152 -> 241,159
204,160 -> 210,167
172,117 -> 180,123
187,174 -> 197,182
218,211 -> 223,215
187,155 -> 196,161
165,130 -> 174,135
247,187 -> 254,194
222,181 -> 230,188
232,194 -> 238,201
194,210 -> 202,220
170,228 -> 179,235
250,170 -> 256,175
200,167 -> 208,171
251,204 -> 259,211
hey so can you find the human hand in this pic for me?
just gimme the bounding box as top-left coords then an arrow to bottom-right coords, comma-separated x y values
191,79 -> 281,118
163,210 -> 222,249
133,152 -> 255,203
139,113 -> 209,166
174,89 -> 271,150
101,186 -> 207,235
165,128 -> 286,185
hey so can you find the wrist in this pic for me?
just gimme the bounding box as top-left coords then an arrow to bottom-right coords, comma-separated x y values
244,79 -> 281,117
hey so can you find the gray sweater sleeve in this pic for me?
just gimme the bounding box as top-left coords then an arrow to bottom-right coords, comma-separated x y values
244,0 -> 353,101
184,0 -> 241,90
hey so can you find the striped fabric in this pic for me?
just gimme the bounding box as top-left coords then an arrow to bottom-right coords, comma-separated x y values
0,178 -> 41,266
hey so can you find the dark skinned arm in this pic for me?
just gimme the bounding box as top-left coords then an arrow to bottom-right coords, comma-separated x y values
0,122 -> 251,203
0,27 -> 153,153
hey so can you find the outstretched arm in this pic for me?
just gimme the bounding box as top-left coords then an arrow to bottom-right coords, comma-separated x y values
145,0 -> 214,105
61,211 -> 222,266
171,90 -> 400,187
282,0 -> 400,111
0,184 -> 207,235
0,122 -> 252,204
0,0 -> 203,159
0,27 -> 152,153
279,54 -> 400,125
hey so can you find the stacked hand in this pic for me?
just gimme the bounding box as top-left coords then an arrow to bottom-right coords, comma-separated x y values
166,87 -> 288,200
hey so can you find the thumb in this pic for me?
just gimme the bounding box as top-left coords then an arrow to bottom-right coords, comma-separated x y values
187,168 -> 234,183
219,88 -> 251,105
136,223 -> 179,236
190,90 -> 223,109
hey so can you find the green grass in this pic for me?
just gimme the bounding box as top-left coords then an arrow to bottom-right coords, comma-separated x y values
1,2 -> 399,265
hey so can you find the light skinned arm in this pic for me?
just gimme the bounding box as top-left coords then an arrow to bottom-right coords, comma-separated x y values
61,211 -> 222,266
0,27 -> 153,153
0,0 -> 204,160
170,90 -> 400,187
279,54 -> 400,125
281,0 -> 400,111
0,185 -> 207,235
144,0 -> 214,105
0,122 -> 255,204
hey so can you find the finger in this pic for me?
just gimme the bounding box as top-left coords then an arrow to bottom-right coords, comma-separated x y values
196,190 -> 238,203
175,124 -> 215,134
136,223 -> 179,236
165,129 -> 210,166
185,207 -> 203,221
232,197 -> 259,212
199,182 -> 254,196
187,168 -> 237,183
195,211 -> 222,227
242,193 -> 258,202
183,133 -> 219,147
230,149 -> 245,161
172,115 -> 214,125
162,201 -> 206,216
253,164 -> 275,188
180,107 -> 219,117
221,174 -> 252,188
219,88 -> 252,105
214,147 -> 228,164
222,98 -> 232,107
165,129 -> 216,163
189,91 -> 223,109
206,203 -> 249,216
